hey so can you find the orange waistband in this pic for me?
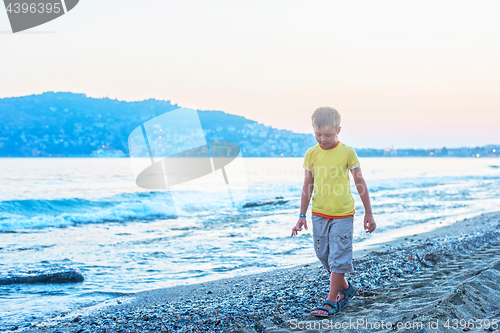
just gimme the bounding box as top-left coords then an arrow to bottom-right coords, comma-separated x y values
312,209 -> 355,219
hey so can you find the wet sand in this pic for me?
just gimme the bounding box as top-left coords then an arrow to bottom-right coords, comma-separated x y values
16,211 -> 500,333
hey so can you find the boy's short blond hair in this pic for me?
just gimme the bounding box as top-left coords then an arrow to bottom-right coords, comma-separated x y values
312,107 -> 341,130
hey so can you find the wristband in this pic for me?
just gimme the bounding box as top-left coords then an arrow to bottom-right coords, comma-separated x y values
299,214 -> 306,218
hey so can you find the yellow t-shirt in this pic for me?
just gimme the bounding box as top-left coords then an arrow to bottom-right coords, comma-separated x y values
303,142 -> 360,218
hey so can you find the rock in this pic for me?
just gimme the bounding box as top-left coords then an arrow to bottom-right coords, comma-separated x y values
255,319 -> 275,331
241,329 -> 258,333
243,199 -> 289,208
264,327 -> 289,333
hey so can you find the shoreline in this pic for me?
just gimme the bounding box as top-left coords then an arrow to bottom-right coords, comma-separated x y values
15,210 -> 500,333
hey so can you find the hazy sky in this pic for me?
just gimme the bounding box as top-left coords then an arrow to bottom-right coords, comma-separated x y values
1,0 -> 499,148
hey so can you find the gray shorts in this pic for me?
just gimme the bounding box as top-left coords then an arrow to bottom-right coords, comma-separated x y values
312,214 -> 354,274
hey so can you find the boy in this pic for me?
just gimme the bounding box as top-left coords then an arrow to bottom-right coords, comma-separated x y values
291,106 -> 376,317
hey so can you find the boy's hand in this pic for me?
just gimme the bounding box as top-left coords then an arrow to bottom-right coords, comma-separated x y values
291,217 -> 308,236
364,213 -> 376,233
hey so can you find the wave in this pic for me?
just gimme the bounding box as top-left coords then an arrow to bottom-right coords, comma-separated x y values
2,173 -> 499,232
366,175 -> 500,193
0,189 -> 290,232
0,266 -> 84,285
0,192 -> 177,232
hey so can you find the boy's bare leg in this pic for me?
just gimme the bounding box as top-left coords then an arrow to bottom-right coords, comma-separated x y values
314,272 -> 349,315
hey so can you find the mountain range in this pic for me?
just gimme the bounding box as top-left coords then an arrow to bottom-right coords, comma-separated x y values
0,92 -> 497,158
0,92 -> 315,157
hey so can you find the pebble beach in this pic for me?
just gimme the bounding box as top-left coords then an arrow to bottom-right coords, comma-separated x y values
12,211 -> 500,333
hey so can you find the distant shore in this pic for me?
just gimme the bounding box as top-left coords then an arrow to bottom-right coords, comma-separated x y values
16,211 -> 500,333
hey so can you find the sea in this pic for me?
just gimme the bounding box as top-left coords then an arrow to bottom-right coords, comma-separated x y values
1,157 -> 500,330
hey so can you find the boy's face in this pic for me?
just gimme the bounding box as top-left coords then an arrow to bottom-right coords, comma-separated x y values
313,125 -> 341,150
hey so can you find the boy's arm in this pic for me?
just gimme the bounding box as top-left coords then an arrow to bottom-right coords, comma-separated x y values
350,166 -> 376,233
291,170 -> 314,236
